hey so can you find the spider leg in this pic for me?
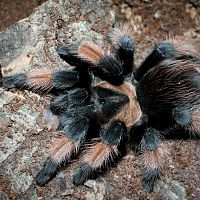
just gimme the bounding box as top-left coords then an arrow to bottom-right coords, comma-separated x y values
50,93 -> 69,115
172,106 -> 200,135
177,106 -> 200,136
136,43 -> 175,81
108,26 -> 135,76
2,68 -> 79,93
140,127 -> 166,192
172,107 -> 192,126
57,43 -> 125,85
72,121 -> 126,186
35,158 -> 58,187
96,55 -> 124,84
57,43 -> 104,68
189,106 -> 200,135
36,88 -> 93,186
129,115 -> 148,150
36,114 -> 90,186
50,88 -> 90,115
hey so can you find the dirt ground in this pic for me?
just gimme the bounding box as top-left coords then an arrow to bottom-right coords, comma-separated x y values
0,0 -> 46,31
0,0 -> 200,200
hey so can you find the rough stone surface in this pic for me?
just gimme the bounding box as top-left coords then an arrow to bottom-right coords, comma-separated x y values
155,178 -> 187,200
0,0 -> 114,199
0,90 -> 16,109
0,0 -> 200,200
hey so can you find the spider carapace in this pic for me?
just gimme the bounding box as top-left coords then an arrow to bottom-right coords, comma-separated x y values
2,25 -> 200,192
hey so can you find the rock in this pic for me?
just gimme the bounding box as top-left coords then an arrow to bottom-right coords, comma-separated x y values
84,179 -> 132,200
154,10 -> 162,19
42,108 -> 59,131
0,90 -> 16,109
18,185 -> 39,200
84,180 -> 108,200
155,178 -> 187,200
0,0 -> 114,198
0,131 -> 25,163
0,190 -> 9,200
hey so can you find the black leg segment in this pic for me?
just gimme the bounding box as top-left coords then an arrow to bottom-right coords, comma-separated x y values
140,128 -> 165,192
2,73 -> 27,89
136,43 -> 175,81
36,159 -> 58,186
115,35 -> 134,76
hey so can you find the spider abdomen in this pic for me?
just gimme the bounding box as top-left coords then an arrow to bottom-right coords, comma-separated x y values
137,51 -> 200,130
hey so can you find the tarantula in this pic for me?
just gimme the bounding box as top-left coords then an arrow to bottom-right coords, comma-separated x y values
2,25 -> 200,192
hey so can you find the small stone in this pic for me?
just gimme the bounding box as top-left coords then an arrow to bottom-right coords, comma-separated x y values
84,180 -> 107,200
0,88 -> 4,95
0,90 -> 16,109
155,178 -> 187,200
61,190 -> 74,196
154,10 -> 161,19
42,108 -> 59,130
84,180 -> 96,188
120,198 -> 131,200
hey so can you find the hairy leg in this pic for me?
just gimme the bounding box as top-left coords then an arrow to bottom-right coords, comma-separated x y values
57,42 -> 128,85
36,88 -> 93,186
2,68 -> 79,93
139,127 -> 167,192
136,43 -> 175,81
36,114 -> 90,186
129,115 -> 148,150
108,25 -> 135,76
72,121 -> 126,186
56,43 -> 103,68
184,106 -> 200,136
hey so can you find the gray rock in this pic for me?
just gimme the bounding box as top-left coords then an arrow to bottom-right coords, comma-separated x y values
84,180 -> 110,200
84,179 -> 132,200
0,90 -> 16,109
0,0 -> 113,198
0,130 -> 25,163
155,178 -> 187,200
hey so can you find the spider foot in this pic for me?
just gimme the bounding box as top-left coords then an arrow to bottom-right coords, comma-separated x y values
143,170 -> 161,193
73,163 -> 94,186
2,73 -> 27,89
36,159 -> 58,186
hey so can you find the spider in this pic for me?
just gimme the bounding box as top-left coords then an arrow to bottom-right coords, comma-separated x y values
1,25 -> 200,193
